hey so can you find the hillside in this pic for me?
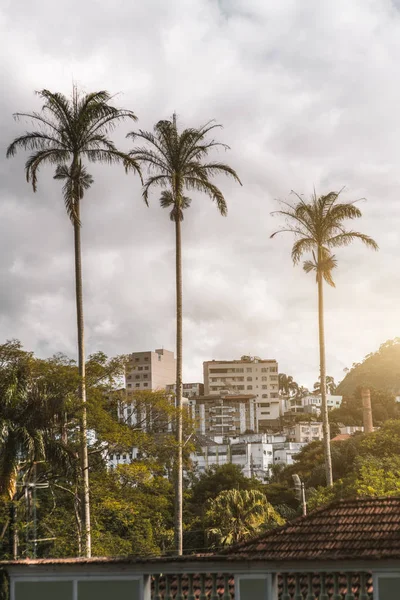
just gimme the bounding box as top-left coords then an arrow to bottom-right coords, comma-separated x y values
337,338 -> 400,396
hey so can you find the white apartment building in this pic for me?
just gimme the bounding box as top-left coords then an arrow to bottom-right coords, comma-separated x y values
283,421 -> 324,444
191,441 -> 275,481
191,393 -> 257,437
273,442 -> 305,466
284,394 -> 342,415
108,432 -> 307,479
302,394 -> 342,413
203,356 -> 280,429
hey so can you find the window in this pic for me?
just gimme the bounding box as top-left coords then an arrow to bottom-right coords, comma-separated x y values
144,356 -> 149,361
127,383 -> 132,388
262,385 -> 268,390
235,574 -> 272,599
158,354 -> 161,361
135,358 -> 139,362
143,383 -> 148,387
247,385 -> 253,390
261,367 -> 267,372
143,374 -> 148,379
135,383 -> 140,388
247,376 -> 252,381
246,367 -> 252,372
135,375 -> 140,380
236,368 -> 244,373
262,376 -> 267,381
262,394 -> 268,398
145,366 -> 149,371
127,375 -> 132,380
138,366 -> 143,371
259,402 -> 270,407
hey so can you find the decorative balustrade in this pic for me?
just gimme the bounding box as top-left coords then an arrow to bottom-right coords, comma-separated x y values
150,571 -> 373,599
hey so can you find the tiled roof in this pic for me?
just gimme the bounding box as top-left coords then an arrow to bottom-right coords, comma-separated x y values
222,496 -> 400,561
331,433 -> 351,441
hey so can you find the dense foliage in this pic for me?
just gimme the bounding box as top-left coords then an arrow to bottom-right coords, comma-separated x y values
337,338 -> 400,396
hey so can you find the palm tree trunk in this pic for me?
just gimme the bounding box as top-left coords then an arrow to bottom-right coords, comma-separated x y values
174,215 -> 183,556
73,196 -> 91,557
317,253 -> 333,487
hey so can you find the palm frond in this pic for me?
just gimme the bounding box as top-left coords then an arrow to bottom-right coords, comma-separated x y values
328,231 -> 379,250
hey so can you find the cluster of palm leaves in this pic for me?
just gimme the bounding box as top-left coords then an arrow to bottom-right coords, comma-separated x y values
6,87 -> 241,557
204,489 -> 284,547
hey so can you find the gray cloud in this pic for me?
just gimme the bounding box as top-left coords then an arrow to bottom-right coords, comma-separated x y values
0,0 -> 399,389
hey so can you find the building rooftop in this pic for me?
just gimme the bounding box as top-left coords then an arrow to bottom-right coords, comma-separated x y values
204,359 -> 276,364
222,496 -> 400,562
196,394 -> 257,401
4,497 -> 400,568
331,433 -> 352,442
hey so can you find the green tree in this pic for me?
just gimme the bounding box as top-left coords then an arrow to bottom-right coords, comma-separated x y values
204,489 -> 284,547
313,375 -> 337,395
337,338 -> 400,396
0,356 -> 75,558
128,115 -> 241,554
7,88 -> 140,556
271,190 -> 378,486
278,373 -> 299,396
189,464 -> 261,512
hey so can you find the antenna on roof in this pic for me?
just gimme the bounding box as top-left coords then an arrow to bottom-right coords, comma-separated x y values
292,474 -> 307,516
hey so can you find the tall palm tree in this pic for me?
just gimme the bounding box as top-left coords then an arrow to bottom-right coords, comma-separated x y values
204,489 -> 284,547
6,87 -> 140,556
271,190 -> 378,486
128,115 -> 241,554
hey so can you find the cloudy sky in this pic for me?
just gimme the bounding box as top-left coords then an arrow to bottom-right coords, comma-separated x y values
1,0 -> 399,389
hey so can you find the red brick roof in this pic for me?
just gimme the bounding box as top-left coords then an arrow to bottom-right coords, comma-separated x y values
223,496 -> 400,562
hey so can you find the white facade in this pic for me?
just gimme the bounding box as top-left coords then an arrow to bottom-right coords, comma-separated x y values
273,442 -> 305,466
191,441 -> 274,482
190,435 -> 307,481
284,394 -> 342,415
302,394 -> 342,413
283,421 -> 324,443
190,394 -> 257,437
203,357 -> 280,428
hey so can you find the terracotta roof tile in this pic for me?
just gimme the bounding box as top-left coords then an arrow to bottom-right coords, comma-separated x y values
222,496 -> 400,561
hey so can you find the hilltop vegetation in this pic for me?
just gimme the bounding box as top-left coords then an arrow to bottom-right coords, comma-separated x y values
337,338 -> 400,396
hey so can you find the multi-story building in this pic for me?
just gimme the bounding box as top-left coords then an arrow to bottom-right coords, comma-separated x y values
283,421 -> 324,444
191,440 -> 275,481
284,394 -> 342,415
191,393 -> 257,437
166,382 -> 204,398
125,349 -> 176,395
123,349 -> 176,430
203,356 -> 280,429
272,442 -> 305,466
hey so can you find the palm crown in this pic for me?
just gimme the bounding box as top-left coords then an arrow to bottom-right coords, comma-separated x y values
271,190 -> 378,286
127,115 -> 241,216
6,88 -> 141,215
